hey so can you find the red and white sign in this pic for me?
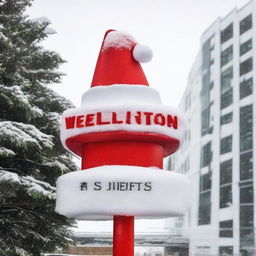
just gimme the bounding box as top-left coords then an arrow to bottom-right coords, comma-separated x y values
61,105 -> 186,152
65,111 -> 178,130
56,30 -> 191,222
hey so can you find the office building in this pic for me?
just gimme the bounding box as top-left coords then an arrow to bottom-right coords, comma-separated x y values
169,1 -> 256,255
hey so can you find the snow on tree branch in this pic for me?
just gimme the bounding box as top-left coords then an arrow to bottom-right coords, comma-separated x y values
0,121 -> 54,149
44,27 -> 56,35
0,169 -> 56,198
0,146 -> 15,157
31,16 -> 52,25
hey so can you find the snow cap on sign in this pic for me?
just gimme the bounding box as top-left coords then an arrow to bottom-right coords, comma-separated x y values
91,29 -> 153,87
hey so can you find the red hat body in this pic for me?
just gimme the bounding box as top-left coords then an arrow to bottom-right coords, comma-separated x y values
91,30 -> 149,87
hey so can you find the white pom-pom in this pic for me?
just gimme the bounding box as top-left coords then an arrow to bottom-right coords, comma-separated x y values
133,44 -> 153,63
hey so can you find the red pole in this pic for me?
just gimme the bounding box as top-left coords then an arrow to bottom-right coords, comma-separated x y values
81,140 -> 163,256
113,216 -> 134,256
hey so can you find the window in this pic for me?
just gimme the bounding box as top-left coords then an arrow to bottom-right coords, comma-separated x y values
240,151 -> 253,181
240,205 -> 253,227
240,228 -> 254,251
219,220 -> 233,237
201,69 -> 211,137
240,77 -> 253,99
202,39 -> 211,71
220,67 -> 233,109
202,70 -> 211,91
201,38 -> 213,138
220,135 -> 232,154
201,92 -> 210,109
221,67 -> 233,93
220,160 -> 232,209
240,39 -> 252,56
220,159 -> 232,185
200,142 -> 212,167
221,112 -> 233,125
220,185 -> 232,208
198,191 -> 211,225
240,14 -> 252,35
201,107 -> 211,136
221,46 -> 233,66
240,58 -> 253,76
221,23 -> 233,43
221,88 -> 233,109
200,172 -> 211,192
240,183 -> 253,204
196,246 -> 210,256
219,246 -> 233,256
240,105 -> 253,152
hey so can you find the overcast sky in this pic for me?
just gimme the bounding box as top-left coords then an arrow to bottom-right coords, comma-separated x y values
27,0 -> 249,233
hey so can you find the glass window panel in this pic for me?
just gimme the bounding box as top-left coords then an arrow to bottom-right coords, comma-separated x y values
221,45 -> 233,66
240,14 -> 252,35
219,246 -> 233,256
240,77 -> 253,99
200,142 -> 212,167
220,135 -> 232,155
219,220 -> 233,238
240,185 -> 253,204
220,219 -> 233,228
240,58 -> 253,76
201,67 -> 211,136
221,88 -> 233,109
196,246 -> 210,256
240,39 -> 252,56
220,185 -> 232,208
200,172 -> 212,192
240,151 -> 253,181
221,112 -> 233,125
240,229 -> 254,250
240,205 -> 254,227
221,23 -> 233,43
202,39 -> 211,71
202,71 -> 211,95
219,229 -> 233,238
221,67 -> 233,93
220,159 -> 232,185
201,108 -> 211,136
240,105 -> 253,152
201,93 -> 210,109
198,191 -> 211,225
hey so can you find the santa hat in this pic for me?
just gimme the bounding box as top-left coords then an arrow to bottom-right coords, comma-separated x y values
91,29 -> 153,87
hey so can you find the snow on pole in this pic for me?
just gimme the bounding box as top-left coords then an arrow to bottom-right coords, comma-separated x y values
56,30 -> 191,256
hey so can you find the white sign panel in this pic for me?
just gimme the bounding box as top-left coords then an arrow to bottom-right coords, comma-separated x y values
56,165 -> 191,220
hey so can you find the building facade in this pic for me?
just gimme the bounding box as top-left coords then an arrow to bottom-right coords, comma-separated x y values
169,1 -> 256,255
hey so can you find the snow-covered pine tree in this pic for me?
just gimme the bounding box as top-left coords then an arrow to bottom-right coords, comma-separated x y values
0,0 -> 77,255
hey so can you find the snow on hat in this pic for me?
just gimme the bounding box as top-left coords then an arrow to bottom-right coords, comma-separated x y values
91,29 -> 153,87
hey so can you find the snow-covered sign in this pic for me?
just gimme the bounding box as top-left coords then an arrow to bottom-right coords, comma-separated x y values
56,166 -> 190,220
56,30 -> 191,220
60,84 -> 186,157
